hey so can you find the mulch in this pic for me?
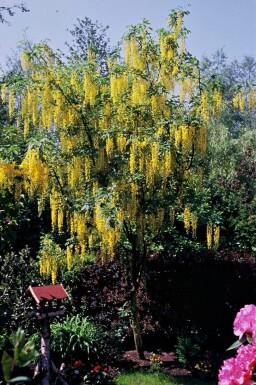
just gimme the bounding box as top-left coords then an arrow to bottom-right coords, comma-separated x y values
109,350 -> 192,378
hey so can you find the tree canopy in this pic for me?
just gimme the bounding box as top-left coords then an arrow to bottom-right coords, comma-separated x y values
0,2 -> 29,24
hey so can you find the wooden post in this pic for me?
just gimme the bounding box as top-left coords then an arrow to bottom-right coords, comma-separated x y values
40,317 -> 51,385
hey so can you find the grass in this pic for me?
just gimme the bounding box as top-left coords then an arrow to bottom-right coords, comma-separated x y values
115,371 -> 217,385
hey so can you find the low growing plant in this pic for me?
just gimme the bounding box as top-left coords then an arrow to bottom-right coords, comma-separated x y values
175,328 -> 202,368
149,352 -> 163,372
50,314 -> 105,364
1,328 -> 39,383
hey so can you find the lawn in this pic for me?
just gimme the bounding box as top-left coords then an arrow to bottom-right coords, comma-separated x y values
115,371 -> 217,385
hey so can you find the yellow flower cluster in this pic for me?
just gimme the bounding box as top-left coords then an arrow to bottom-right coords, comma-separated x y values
184,207 -> 198,238
149,353 -> 163,371
199,91 -> 210,122
84,71 -> 98,106
183,206 -> 191,234
213,89 -> 222,115
39,236 -> 63,283
8,91 -> 15,118
125,36 -> 146,71
0,161 -> 21,190
207,223 -> 220,249
131,77 -> 149,106
1,84 -> 7,102
233,92 -> 245,111
248,89 -> 256,110
110,73 -> 128,103
159,34 -> 175,61
50,189 -> 64,232
20,148 -> 49,198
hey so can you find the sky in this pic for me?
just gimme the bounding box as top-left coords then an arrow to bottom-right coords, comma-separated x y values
0,0 -> 256,69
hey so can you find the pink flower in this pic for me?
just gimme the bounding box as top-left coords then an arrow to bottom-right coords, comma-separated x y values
237,344 -> 256,372
233,305 -> 256,342
218,357 -> 253,385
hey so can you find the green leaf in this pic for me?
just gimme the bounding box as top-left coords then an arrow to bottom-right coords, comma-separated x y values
226,337 -> 246,351
1,351 -> 14,381
9,376 -> 31,382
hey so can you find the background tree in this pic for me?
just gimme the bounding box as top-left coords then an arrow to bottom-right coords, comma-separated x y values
0,2 -> 29,24
65,17 -> 117,75
200,49 -> 256,254
200,49 -> 256,132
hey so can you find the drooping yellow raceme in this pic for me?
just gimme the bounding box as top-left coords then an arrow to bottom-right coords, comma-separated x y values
20,148 -> 49,198
8,91 -> 15,118
181,125 -> 195,156
213,89 -> 222,115
1,84 -> 7,102
184,206 -> 191,234
196,126 -> 207,156
233,92 -> 244,111
39,236 -> 63,283
83,71 -> 98,106
213,225 -> 220,247
207,222 -> 213,249
0,161 -> 21,190
191,213 -> 198,239
125,36 -> 146,71
110,72 -> 128,103
248,89 -> 256,110
41,81 -> 53,129
50,189 -> 63,232
199,91 -> 210,123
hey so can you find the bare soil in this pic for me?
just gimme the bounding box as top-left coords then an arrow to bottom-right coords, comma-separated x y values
110,350 -> 191,378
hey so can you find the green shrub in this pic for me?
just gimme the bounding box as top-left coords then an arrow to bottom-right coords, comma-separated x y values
50,314 -> 105,364
0,247 -> 42,343
175,330 -> 202,368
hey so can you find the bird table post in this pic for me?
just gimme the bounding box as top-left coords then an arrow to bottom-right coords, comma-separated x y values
28,284 -> 70,385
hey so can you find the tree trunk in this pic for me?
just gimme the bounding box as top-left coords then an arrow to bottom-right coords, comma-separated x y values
130,286 -> 145,360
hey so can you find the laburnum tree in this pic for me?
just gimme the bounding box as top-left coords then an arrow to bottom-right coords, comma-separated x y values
0,10 -> 232,358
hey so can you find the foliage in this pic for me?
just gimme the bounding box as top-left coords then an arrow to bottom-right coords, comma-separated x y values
84,364 -> 112,385
211,147 -> 256,253
141,250 -> 256,365
61,261 -> 152,352
1,328 -> 38,383
60,361 -> 113,385
0,247 -> 42,342
0,3 -> 29,24
49,314 -> 106,364
175,331 -> 202,368
66,17 -> 117,74
200,50 -> 256,133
